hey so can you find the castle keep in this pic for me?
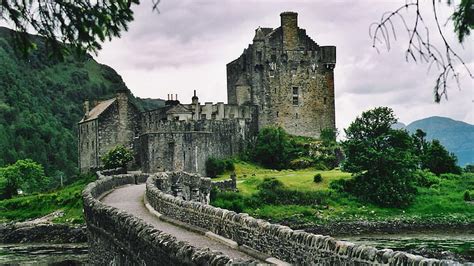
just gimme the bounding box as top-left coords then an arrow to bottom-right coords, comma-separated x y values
78,12 -> 336,174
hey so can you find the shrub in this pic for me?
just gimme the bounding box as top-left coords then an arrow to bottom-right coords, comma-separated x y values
464,164 -> 474,173
101,145 -> 133,169
252,127 -> 297,170
313,173 -> 322,183
413,169 -> 440,187
439,173 -> 461,180
205,157 -> 234,178
313,161 -> 329,171
464,191 -> 471,201
289,157 -> 313,170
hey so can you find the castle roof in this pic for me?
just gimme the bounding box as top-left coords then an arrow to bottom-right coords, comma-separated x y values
165,103 -> 192,114
80,98 -> 116,123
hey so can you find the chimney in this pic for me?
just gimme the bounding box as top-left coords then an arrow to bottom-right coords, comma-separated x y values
83,100 -> 90,117
280,11 -> 298,50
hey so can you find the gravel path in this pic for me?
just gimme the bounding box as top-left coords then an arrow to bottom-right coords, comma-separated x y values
101,184 -> 257,261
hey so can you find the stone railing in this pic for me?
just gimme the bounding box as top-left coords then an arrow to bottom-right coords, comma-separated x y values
83,172 -> 249,265
211,174 -> 237,192
146,174 -> 460,265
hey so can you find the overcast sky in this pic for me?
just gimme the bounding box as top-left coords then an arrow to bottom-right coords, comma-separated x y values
94,0 -> 473,132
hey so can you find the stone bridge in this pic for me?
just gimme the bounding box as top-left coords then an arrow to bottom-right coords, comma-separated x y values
83,171 -> 461,265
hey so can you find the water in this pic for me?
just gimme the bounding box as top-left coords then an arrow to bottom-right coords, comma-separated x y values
340,232 -> 473,262
0,243 -> 88,265
0,233 -> 472,264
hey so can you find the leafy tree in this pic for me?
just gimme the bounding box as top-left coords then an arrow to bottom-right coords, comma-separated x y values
342,107 -> 418,207
252,127 -> 296,170
101,145 -> 133,169
421,139 -> 461,175
0,159 -> 50,199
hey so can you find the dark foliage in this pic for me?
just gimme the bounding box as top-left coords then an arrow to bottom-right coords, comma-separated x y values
464,190 -> 471,201
101,145 -> 133,170
421,139 -> 462,176
0,28 -> 133,177
342,107 -> 418,208
313,173 -> 322,183
205,157 -> 235,178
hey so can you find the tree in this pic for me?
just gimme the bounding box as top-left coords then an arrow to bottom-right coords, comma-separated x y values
0,159 -> 50,199
0,0 -> 160,57
342,107 -> 418,207
101,145 -> 134,169
370,0 -> 473,102
421,139 -> 461,175
252,127 -> 296,170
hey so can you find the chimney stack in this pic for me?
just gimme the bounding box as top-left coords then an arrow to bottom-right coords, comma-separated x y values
280,11 -> 298,50
84,100 -> 90,117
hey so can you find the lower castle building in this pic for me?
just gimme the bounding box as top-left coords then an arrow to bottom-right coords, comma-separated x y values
78,12 -> 336,174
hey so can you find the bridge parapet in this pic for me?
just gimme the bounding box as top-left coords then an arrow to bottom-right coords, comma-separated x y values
83,173 -> 247,265
146,173 -> 460,265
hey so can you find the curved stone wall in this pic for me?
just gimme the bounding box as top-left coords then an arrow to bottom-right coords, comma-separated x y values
146,173 -> 459,265
83,173 -> 247,265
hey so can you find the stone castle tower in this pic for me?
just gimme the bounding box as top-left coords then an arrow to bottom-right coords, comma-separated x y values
226,12 -> 336,138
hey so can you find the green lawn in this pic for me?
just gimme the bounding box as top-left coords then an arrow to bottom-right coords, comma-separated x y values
213,162 -> 474,225
0,175 -> 95,224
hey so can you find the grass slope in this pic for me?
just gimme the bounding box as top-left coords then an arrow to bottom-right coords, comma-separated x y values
213,162 -> 474,226
0,175 -> 95,224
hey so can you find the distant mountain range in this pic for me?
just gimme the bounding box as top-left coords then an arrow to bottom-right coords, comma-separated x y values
396,116 -> 473,166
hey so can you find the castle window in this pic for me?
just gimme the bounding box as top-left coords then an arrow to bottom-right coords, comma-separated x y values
293,97 -> 299,106
201,114 -> 206,120
257,51 -> 262,62
276,111 -> 279,117
271,54 -> 277,62
211,113 -> 216,120
229,114 -> 235,119
296,113 -> 298,119
292,87 -> 299,106
324,97 -> 327,104
274,87 -> 277,93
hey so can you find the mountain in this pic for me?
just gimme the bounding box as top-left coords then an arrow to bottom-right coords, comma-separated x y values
404,116 -> 474,166
0,27 -> 161,179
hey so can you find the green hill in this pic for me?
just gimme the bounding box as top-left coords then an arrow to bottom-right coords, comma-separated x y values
405,116 -> 474,166
0,27 -> 145,180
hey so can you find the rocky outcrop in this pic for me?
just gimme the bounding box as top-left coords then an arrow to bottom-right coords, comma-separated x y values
0,223 -> 86,244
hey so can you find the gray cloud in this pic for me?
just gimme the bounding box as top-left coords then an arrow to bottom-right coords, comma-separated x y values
95,0 -> 473,132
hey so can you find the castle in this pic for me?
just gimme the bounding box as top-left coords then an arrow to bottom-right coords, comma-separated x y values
78,12 -> 336,174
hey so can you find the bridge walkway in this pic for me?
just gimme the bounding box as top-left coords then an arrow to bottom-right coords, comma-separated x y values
101,184 -> 260,262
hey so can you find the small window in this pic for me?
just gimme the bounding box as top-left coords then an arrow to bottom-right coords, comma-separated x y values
271,54 -> 277,61
295,113 -> 298,119
324,97 -> 327,104
201,114 -> 206,120
174,116 -> 179,121
274,87 -> 277,93
293,87 -> 299,95
293,96 -> 299,106
276,111 -> 279,117
211,113 -> 216,120
229,114 -> 235,119
257,51 -> 262,61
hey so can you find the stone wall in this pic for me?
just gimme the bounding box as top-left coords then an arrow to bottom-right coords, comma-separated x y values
140,119 -> 257,175
83,173 -> 248,265
211,175 -> 237,192
152,172 -> 211,204
146,174 -> 458,265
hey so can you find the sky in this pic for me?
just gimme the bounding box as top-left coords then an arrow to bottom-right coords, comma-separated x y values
94,0 -> 473,132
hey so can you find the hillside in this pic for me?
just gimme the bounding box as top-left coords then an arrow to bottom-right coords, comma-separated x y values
0,27 -> 156,180
405,116 -> 474,166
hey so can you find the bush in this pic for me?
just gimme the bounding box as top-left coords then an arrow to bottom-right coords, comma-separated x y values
205,157 -> 234,178
252,127 -> 297,170
464,164 -> 474,173
414,169 -> 440,187
101,145 -> 133,169
289,157 -> 314,170
464,191 -> 471,201
439,173 -> 461,180
313,174 -> 323,183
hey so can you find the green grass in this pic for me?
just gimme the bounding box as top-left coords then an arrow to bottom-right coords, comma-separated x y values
0,175 -> 96,224
212,162 -> 474,225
